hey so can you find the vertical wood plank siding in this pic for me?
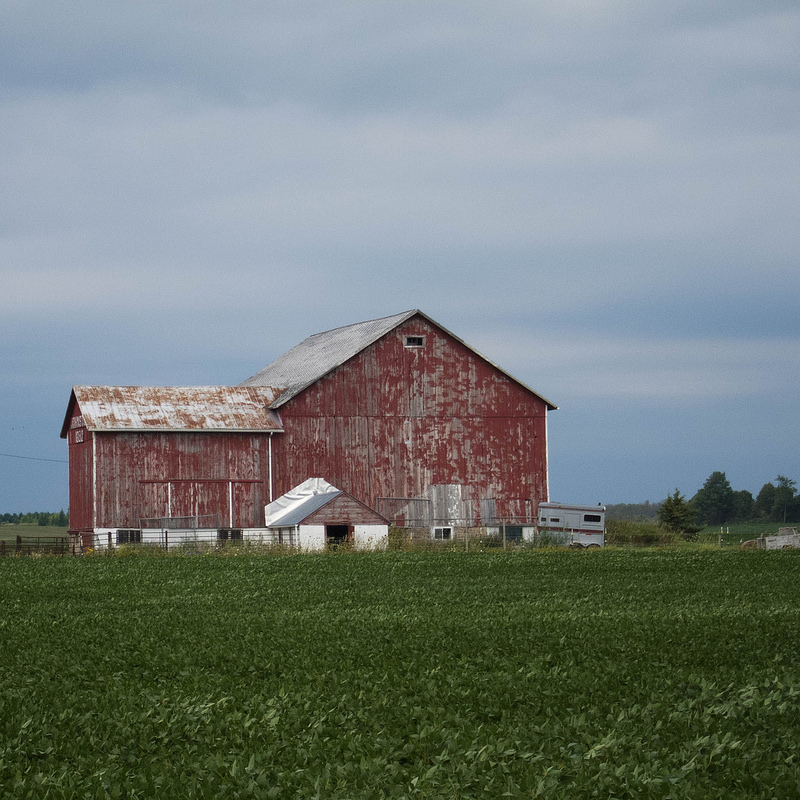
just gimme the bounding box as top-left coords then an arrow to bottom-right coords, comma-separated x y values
77,431 -> 272,529
272,317 -> 548,518
66,408 -> 94,531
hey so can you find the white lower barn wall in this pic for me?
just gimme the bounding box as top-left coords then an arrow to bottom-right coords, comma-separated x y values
296,524 -> 388,550
297,525 -> 326,551
89,527 -> 283,549
86,523 -> 388,552
353,524 -> 389,549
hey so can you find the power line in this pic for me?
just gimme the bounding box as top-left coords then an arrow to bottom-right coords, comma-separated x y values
0,452 -> 68,464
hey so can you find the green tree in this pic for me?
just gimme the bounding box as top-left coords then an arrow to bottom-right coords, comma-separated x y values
657,489 -> 701,539
755,482 -> 777,519
692,471 -> 735,526
773,475 -> 798,523
731,489 -> 755,522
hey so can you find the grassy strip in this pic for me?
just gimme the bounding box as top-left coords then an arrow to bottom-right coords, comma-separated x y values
1,550 -> 799,798
0,524 -> 68,543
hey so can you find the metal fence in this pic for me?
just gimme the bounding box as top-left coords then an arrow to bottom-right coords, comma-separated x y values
80,526 -> 295,553
0,536 -> 69,557
376,496 -> 536,528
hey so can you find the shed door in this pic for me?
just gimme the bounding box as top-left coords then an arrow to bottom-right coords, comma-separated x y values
326,525 -> 352,545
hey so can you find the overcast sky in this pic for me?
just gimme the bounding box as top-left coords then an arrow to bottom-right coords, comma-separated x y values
1,1 -> 798,512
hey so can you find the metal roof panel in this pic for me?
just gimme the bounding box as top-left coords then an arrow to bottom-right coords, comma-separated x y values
68,386 -> 284,432
267,491 -> 342,526
240,310 -> 418,404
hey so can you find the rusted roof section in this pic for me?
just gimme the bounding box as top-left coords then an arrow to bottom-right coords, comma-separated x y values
61,386 -> 284,436
240,310 -> 417,404
241,309 -> 557,410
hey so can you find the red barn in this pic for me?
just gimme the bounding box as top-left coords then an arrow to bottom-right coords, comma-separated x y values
61,310 -> 556,547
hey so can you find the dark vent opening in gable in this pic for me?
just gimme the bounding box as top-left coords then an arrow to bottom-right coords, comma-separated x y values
405,336 -> 425,348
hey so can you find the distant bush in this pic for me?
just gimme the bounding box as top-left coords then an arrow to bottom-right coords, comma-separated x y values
605,502 -> 659,522
606,519 -> 676,547
1,510 -> 68,527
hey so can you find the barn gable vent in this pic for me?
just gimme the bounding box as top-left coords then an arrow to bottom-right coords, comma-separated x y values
404,335 -> 425,348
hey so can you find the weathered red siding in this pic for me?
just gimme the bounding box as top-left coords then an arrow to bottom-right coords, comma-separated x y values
92,432 -> 272,528
66,406 -> 94,531
271,315 -> 548,520
302,493 -> 388,526
66,400 -> 275,531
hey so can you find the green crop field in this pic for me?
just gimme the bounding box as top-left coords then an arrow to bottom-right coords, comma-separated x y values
1,550 -> 798,799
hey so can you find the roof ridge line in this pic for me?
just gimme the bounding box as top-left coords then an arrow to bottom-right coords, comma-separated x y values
306,309 -> 418,339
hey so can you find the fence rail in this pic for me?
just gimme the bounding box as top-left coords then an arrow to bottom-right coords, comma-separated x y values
0,536 -> 69,557
79,527 -> 296,553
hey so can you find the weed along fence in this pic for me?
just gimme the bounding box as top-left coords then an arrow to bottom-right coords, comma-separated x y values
377,495 -> 609,549
377,494 -> 541,548
0,535 -> 68,557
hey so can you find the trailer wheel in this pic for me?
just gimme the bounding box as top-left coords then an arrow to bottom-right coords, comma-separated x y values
569,542 -> 584,550
586,543 -> 601,549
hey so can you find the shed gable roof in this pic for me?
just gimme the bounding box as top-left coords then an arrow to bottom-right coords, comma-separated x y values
264,477 -> 389,527
60,386 -> 284,437
241,309 -> 557,410
263,477 -> 341,527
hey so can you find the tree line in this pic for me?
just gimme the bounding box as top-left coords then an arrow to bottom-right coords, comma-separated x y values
658,473 -> 798,538
0,511 -> 69,527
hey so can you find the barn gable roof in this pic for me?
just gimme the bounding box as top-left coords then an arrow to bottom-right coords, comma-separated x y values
265,477 -> 389,527
241,309 -> 557,410
60,386 -> 284,437
240,310 -> 416,405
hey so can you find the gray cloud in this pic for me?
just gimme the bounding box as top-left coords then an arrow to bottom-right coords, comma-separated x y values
1,1 -> 798,509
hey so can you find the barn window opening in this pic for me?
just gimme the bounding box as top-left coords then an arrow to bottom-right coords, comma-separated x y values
504,526 -> 523,542
404,335 -> 425,348
116,529 -> 142,545
432,526 -> 452,540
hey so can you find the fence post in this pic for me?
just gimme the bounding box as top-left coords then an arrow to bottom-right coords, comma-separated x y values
17,535 -> 22,554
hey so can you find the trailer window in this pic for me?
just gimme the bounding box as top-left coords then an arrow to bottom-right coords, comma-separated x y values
583,514 -> 602,523
549,517 -> 561,523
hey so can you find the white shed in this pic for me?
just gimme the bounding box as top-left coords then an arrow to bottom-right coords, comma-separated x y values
265,478 -> 389,550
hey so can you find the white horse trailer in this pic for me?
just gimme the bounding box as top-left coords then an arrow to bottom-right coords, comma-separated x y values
537,502 -> 606,548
